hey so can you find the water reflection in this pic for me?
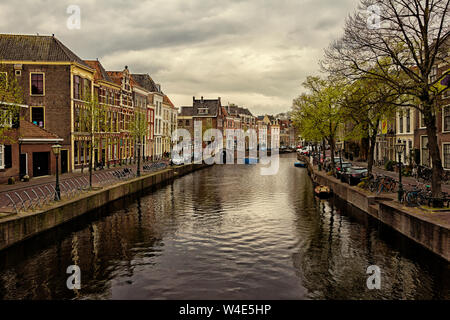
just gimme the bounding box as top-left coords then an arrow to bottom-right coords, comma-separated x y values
0,154 -> 448,299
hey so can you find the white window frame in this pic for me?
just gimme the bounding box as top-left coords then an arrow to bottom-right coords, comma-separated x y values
443,142 -> 450,170
0,109 -> 13,128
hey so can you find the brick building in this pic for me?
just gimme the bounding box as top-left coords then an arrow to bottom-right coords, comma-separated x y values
0,34 -> 95,175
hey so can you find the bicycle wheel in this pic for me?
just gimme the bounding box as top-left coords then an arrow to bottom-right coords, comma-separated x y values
390,181 -> 397,193
406,192 -> 417,206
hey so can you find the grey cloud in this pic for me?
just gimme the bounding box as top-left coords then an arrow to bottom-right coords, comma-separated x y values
0,0 -> 357,114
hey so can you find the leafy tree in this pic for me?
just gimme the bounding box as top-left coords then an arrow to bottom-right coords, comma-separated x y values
323,0 -> 450,196
292,76 -> 346,171
81,91 -> 107,188
0,71 -> 23,143
340,76 -> 397,174
130,109 -> 147,177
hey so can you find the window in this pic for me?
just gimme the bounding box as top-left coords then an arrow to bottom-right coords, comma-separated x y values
399,111 -> 403,133
15,70 -> 21,77
430,67 -> 437,83
31,107 -> 45,128
443,105 -> 450,132
74,76 -> 81,100
0,109 -> 13,127
406,109 -> 411,133
74,141 -> 79,165
421,136 -> 430,167
3,145 -> 11,168
30,73 -> 44,95
420,111 -> 426,128
444,144 -> 450,169
83,79 -> 91,99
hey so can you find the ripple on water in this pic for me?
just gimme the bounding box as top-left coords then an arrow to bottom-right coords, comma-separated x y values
0,154 -> 448,300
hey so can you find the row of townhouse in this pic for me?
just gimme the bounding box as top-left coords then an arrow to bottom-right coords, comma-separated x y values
0,34 -> 177,183
177,97 -> 296,152
374,58 -> 450,168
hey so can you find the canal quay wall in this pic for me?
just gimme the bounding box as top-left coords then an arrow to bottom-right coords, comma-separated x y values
311,168 -> 449,262
0,164 -> 210,251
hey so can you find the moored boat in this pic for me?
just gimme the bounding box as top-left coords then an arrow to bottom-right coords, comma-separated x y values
314,185 -> 332,199
294,161 -> 307,168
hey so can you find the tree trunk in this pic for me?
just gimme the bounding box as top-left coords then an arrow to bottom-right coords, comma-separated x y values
367,120 -> 379,175
329,136 -> 336,171
89,139 -> 93,189
137,137 -> 141,177
322,139 -> 326,166
423,105 -> 443,197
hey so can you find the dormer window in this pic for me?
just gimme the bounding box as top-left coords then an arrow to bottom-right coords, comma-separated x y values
198,108 -> 208,115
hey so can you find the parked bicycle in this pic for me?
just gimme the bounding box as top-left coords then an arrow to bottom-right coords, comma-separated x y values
401,183 -> 432,206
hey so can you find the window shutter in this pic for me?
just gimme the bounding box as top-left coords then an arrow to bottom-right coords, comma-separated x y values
4,145 -> 12,168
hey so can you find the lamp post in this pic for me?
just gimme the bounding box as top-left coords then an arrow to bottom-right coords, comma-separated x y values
51,144 -> 61,201
395,139 -> 406,202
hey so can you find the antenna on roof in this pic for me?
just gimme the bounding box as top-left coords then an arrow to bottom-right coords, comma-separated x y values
52,33 -> 54,37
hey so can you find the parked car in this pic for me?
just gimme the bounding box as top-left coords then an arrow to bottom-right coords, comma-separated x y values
341,166 -> 368,185
335,161 -> 352,179
324,157 -> 341,170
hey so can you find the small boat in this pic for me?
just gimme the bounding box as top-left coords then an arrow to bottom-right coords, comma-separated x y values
314,185 -> 332,199
294,161 -> 307,168
245,158 -> 259,164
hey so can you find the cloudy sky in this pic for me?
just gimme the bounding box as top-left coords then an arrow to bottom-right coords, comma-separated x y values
0,0 -> 358,115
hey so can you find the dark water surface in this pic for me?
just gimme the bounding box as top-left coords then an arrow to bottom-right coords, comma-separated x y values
0,154 -> 448,299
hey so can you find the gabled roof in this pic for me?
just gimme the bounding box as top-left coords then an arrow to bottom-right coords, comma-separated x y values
0,34 -> 91,68
131,74 -> 162,93
106,71 -> 123,86
163,95 -> 175,108
84,60 -> 114,83
19,120 -> 63,142
193,97 -> 221,117
179,106 -> 193,116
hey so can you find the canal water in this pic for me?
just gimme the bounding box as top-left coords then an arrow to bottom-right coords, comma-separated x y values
0,154 -> 448,299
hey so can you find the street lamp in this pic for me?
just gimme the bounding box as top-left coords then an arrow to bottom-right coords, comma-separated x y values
395,139 -> 406,202
51,144 -> 62,201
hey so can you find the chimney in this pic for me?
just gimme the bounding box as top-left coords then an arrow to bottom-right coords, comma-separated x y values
218,97 -> 221,105
201,96 -> 204,103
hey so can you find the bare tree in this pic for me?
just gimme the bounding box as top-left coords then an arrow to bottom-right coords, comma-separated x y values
322,0 -> 450,196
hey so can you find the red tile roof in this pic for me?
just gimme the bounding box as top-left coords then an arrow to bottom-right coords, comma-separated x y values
84,60 -> 114,83
18,120 -> 62,141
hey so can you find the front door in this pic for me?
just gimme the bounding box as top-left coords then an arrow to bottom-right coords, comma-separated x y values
60,150 -> 68,174
19,153 -> 27,178
33,152 -> 49,177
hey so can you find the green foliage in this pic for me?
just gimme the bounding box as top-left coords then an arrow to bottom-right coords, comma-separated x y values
130,109 -> 147,142
292,76 -> 345,144
0,70 -> 24,143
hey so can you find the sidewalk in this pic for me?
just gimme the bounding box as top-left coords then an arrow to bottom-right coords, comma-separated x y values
0,160 -> 170,210
350,160 -> 450,194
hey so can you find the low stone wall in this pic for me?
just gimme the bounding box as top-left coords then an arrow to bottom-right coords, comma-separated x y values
0,163 -> 209,251
314,172 -> 377,213
313,170 -> 450,262
377,201 -> 449,261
